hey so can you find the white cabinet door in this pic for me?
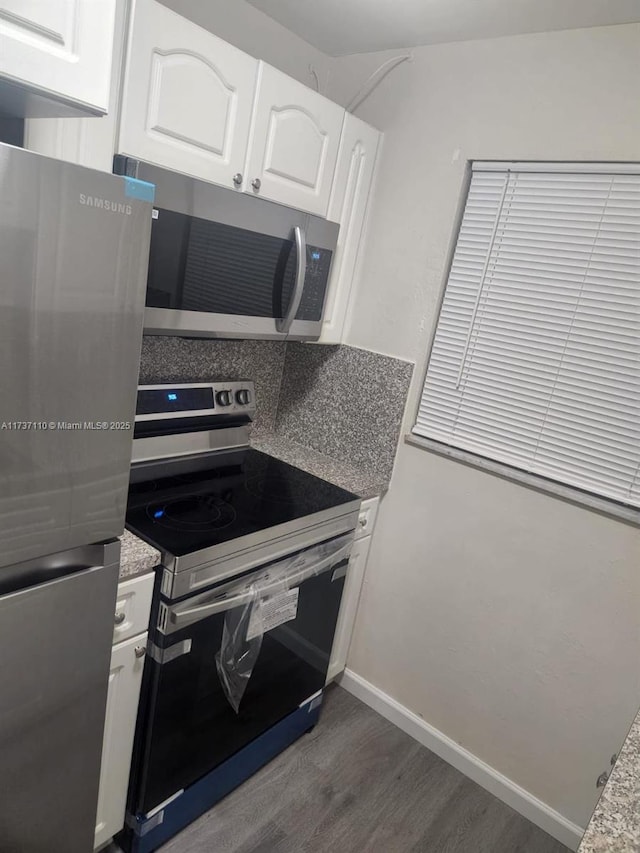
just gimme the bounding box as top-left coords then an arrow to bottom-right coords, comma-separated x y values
119,0 -> 258,190
319,115 -> 381,344
94,633 -> 147,850
327,535 -> 372,684
113,572 -> 155,645
24,0 -> 128,171
0,0 -> 116,114
245,63 -> 344,216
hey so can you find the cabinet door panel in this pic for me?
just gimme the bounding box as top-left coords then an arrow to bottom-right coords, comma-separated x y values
246,63 -> 344,216
0,0 -> 116,113
119,0 -> 257,190
94,633 -> 147,849
326,535 -> 372,683
113,572 -> 155,645
149,52 -> 233,155
320,115 -> 380,344
0,1 -> 71,43
24,0 -> 129,170
264,108 -> 326,186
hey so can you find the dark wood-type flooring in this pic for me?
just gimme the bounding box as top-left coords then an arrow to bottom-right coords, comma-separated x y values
150,685 -> 571,853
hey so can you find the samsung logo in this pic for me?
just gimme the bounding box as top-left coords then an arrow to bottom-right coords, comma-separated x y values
79,194 -> 132,215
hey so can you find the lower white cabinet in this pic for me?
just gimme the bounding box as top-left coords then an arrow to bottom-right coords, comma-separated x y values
327,535 -> 372,683
327,497 -> 380,683
94,572 -> 154,850
95,633 -> 147,849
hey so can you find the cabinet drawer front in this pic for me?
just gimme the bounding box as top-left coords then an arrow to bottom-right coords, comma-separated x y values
113,572 -> 154,644
356,496 -> 379,540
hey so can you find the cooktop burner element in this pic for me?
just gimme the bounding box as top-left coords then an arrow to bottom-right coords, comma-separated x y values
146,495 -> 237,532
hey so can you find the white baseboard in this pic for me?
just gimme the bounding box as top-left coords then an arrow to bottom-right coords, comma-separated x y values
338,668 -> 584,851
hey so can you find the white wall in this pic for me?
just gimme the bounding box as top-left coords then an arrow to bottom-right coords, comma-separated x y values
159,0 -> 332,91
327,24 -> 640,832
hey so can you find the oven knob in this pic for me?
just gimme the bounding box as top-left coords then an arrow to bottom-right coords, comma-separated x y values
236,389 -> 251,405
216,390 -> 232,407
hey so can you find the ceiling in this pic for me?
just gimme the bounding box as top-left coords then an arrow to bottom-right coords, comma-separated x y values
244,0 -> 640,55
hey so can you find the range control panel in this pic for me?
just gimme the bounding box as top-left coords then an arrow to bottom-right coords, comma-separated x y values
135,381 -> 256,421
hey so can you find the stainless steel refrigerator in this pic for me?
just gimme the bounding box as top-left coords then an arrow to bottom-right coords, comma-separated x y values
0,143 -> 153,853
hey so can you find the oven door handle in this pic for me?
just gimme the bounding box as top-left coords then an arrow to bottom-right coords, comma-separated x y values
275,225 -> 306,334
169,539 -> 352,627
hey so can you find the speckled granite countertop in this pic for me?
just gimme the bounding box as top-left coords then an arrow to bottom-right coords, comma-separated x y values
579,713 -> 640,852
251,433 -> 387,499
119,530 -> 160,580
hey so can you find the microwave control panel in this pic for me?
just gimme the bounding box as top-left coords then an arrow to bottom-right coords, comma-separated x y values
297,246 -> 333,321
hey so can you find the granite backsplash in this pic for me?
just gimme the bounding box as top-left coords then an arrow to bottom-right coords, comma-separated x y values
277,343 -> 414,486
139,336 -> 414,493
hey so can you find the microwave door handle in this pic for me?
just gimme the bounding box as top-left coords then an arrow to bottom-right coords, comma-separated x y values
169,540 -> 352,627
275,225 -> 306,334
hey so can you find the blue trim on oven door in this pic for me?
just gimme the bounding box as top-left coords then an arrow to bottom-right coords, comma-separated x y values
120,692 -> 323,853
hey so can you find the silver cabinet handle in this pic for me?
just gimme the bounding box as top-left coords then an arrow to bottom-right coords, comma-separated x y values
134,646 -> 146,659
114,611 -> 126,625
251,177 -> 261,191
275,225 -> 306,334
359,517 -> 367,527
233,173 -> 243,186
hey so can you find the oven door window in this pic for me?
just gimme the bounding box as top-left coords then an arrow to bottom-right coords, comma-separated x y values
146,209 -> 331,322
135,548 -> 348,814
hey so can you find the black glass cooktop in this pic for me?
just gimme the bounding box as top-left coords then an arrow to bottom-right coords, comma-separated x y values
126,448 -> 359,557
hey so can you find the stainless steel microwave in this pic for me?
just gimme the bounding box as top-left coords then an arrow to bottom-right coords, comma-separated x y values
114,159 -> 339,341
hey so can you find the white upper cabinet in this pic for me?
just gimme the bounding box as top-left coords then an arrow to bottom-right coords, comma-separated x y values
25,0 -> 129,171
0,0 -> 116,116
119,6 -> 344,214
244,63 -> 344,216
119,0 -> 258,191
319,114 -> 381,343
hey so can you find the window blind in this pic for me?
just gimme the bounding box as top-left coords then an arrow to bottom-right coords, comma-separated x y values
413,164 -> 640,508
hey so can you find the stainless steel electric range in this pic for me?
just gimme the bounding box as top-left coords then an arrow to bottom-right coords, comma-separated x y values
119,382 -> 361,853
